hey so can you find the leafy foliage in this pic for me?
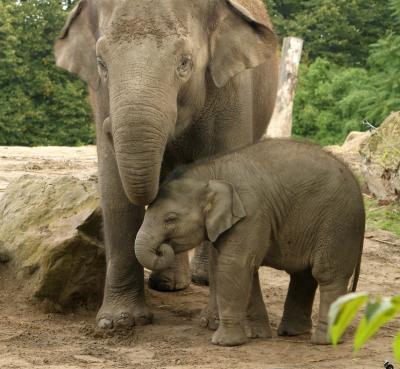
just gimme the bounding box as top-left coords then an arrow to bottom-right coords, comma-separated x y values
291,0 -> 400,145
328,293 -> 400,360
292,59 -> 371,145
0,0 -> 93,146
265,0 -> 393,67
0,0 -> 399,146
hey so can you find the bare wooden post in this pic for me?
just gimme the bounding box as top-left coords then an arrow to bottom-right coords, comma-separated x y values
266,37 -> 304,138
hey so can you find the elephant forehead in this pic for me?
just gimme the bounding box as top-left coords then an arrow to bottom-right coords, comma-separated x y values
159,179 -> 202,201
107,1 -> 189,45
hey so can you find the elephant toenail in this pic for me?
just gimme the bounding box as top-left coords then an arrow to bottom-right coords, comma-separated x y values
199,317 -> 208,328
119,312 -> 129,319
98,318 -> 113,329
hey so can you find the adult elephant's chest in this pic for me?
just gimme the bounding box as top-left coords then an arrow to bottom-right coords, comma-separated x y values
162,116 -> 253,178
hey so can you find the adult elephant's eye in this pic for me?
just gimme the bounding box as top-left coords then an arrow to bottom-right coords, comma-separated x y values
177,55 -> 193,77
97,57 -> 108,79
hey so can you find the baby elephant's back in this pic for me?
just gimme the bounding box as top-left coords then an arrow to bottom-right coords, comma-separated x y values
251,139 -> 361,194
246,139 -> 365,272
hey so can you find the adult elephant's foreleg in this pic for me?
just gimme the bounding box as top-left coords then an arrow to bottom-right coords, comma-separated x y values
96,144 -> 152,329
191,242 -> 210,286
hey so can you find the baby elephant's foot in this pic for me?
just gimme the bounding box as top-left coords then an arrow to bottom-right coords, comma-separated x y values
245,320 -> 272,339
200,306 -> 219,331
311,323 -> 332,345
278,318 -> 312,337
212,324 -> 248,346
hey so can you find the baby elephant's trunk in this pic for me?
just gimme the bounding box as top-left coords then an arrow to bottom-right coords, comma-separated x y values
135,230 -> 175,271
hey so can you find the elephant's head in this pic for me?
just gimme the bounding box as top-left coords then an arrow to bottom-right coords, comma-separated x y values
55,0 -> 277,205
135,178 -> 246,270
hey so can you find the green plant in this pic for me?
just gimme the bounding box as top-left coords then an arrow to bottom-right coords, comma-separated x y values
264,0 -> 393,66
0,0 -> 93,146
328,293 -> 400,361
364,197 -> 400,237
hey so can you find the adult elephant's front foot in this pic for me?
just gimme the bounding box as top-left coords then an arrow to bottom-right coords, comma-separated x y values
97,291 -> 153,330
96,260 -> 153,330
148,252 -> 191,291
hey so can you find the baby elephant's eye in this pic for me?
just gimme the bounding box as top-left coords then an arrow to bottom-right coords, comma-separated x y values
164,212 -> 178,224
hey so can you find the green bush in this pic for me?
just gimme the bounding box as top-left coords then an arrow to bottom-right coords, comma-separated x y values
265,0 -> 393,66
292,1 -> 400,145
293,59 -> 371,145
0,0 -> 93,146
0,0 -> 398,146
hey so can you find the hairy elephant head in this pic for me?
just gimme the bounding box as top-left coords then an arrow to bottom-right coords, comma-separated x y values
55,0 -> 277,205
134,178 -> 246,271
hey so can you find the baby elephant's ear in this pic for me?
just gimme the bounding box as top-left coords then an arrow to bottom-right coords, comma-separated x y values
205,180 -> 246,243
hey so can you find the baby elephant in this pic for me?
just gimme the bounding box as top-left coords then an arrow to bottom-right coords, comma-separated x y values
135,139 -> 365,347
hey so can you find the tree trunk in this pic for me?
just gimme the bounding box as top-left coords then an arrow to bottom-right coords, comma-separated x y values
266,37 -> 304,138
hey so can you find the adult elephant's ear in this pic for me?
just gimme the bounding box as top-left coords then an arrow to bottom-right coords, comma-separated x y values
54,0 -> 100,89
209,0 -> 277,88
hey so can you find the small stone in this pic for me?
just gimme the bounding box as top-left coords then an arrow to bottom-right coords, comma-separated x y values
74,354 -> 104,364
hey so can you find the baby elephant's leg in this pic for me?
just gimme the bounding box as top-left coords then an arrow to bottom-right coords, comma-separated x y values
245,271 -> 272,339
200,245 -> 219,330
212,254 -> 253,347
278,269 -> 317,336
311,280 -> 348,344
311,230 -> 360,344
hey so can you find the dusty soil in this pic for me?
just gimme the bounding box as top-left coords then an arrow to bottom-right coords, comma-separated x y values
0,146 -> 97,200
0,146 -> 399,369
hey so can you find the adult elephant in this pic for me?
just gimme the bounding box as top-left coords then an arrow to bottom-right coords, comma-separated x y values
55,0 -> 278,330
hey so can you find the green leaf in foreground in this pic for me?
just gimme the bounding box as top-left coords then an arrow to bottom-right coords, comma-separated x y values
328,292 -> 369,345
354,296 -> 400,351
394,332 -> 400,362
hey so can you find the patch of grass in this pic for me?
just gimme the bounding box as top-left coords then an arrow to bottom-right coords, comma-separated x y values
364,196 -> 400,237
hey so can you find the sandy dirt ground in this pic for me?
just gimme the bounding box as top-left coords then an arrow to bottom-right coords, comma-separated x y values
0,146 -> 399,369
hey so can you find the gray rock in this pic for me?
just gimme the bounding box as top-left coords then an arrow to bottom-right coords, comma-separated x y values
0,175 -> 105,310
325,131 -> 371,175
360,112 -> 400,201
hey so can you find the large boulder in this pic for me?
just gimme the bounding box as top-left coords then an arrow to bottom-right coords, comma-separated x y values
360,112 -> 400,201
0,175 -> 105,310
325,131 -> 371,176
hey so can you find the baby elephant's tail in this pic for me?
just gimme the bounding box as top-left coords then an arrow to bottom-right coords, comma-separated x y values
350,237 -> 364,292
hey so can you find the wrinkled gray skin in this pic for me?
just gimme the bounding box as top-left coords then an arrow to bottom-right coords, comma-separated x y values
55,0 -> 278,330
135,139 -> 365,346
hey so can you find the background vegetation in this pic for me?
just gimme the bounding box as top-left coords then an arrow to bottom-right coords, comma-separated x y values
0,0 -> 92,145
0,0 -> 399,145
365,197 -> 400,237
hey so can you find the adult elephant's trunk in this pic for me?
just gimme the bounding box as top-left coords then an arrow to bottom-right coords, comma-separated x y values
135,229 -> 175,271
110,86 -> 175,206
